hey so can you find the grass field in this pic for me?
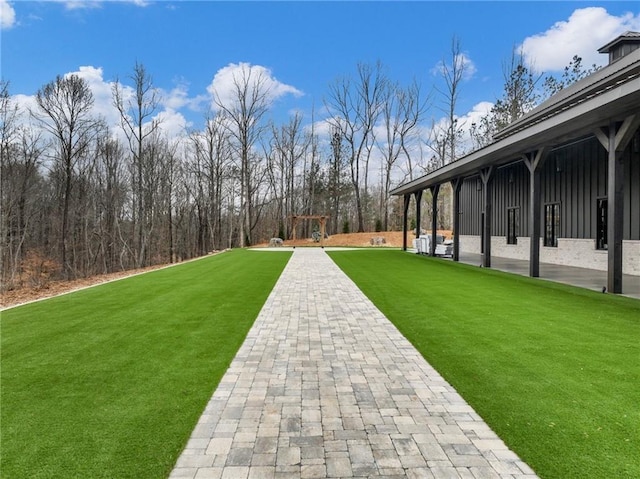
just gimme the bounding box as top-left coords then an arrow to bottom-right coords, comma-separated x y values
329,250 -> 640,479
0,250 -> 291,479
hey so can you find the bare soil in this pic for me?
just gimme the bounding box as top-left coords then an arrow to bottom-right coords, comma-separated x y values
255,230 -> 452,248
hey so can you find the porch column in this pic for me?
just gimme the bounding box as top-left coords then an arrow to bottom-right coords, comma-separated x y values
402,194 -> 410,251
595,115 -> 639,293
523,148 -> 548,278
430,185 -> 440,256
608,130 -> 624,293
480,167 -> 494,268
414,190 -> 423,241
451,178 -> 462,261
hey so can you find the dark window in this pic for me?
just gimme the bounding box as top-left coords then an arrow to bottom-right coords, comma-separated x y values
507,207 -> 519,245
544,203 -> 560,247
597,198 -> 607,250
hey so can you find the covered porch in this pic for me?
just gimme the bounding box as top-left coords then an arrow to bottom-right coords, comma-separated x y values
393,43 -> 640,295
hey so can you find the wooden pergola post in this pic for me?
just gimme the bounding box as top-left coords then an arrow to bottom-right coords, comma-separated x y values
319,216 -> 327,246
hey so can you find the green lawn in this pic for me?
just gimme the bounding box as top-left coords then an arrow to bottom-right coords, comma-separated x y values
0,250 -> 291,479
329,250 -> 640,479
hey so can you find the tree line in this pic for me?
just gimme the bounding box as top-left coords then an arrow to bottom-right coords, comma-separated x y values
1,43 -> 593,289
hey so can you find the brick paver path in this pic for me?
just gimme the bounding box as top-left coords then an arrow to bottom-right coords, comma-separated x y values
170,248 -> 538,479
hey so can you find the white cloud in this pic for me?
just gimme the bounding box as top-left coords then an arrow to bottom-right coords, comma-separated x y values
422,101 -> 494,158
432,52 -> 477,81
13,93 -> 38,120
154,108 -> 189,139
15,65 -> 190,143
460,101 -> 494,128
520,7 -> 640,72
1,0 -> 16,29
61,1 -> 101,10
57,0 -> 148,9
207,62 -> 303,111
69,66 -> 190,137
65,66 -> 122,127
160,82 -> 203,112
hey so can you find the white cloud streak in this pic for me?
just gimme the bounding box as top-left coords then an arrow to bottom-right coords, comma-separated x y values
57,0 -> 148,10
520,7 -> 640,72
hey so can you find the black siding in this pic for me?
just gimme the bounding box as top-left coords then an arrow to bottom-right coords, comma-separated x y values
458,131 -> 640,241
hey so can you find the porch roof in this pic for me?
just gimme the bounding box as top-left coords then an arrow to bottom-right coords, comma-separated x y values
391,47 -> 640,197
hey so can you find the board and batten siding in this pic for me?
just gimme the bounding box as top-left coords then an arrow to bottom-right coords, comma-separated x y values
457,132 -> 640,241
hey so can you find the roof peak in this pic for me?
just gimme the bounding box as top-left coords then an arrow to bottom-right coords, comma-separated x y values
598,31 -> 640,54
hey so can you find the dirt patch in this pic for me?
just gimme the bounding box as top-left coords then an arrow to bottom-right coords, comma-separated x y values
254,230 -> 452,248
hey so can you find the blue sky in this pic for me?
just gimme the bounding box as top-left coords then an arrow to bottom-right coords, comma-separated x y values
2,1 -> 640,137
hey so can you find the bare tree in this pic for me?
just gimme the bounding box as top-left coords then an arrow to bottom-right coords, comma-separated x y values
94,133 -> 129,272
112,62 -> 162,267
326,127 -> 350,234
1,83 -> 48,287
378,79 -> 426,229
188,111 -> 233,252
213,64 -> 271,246
34,74 -> 101,277
0,81 -> 19,164
267,112 -> 308,238
326,61 -> 388,232
431,36 -> 470,166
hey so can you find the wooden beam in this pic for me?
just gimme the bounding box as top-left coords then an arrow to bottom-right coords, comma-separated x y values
614,114 -> 640,151
594,114 -> 639,153
594,128 -> 609,151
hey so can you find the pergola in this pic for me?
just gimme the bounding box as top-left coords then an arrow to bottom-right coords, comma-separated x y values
289,215 -> 329,246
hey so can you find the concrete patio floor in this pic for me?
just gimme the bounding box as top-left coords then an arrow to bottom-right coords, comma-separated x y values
453,252 -> 640,300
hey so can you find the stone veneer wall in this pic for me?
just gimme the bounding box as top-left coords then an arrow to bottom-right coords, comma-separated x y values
458,235 -> 640,276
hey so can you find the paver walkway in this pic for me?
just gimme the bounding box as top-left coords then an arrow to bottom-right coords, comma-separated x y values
170,248 -> 538,479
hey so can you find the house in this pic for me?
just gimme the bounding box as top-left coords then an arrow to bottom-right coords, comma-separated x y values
391,32 -> 640,294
